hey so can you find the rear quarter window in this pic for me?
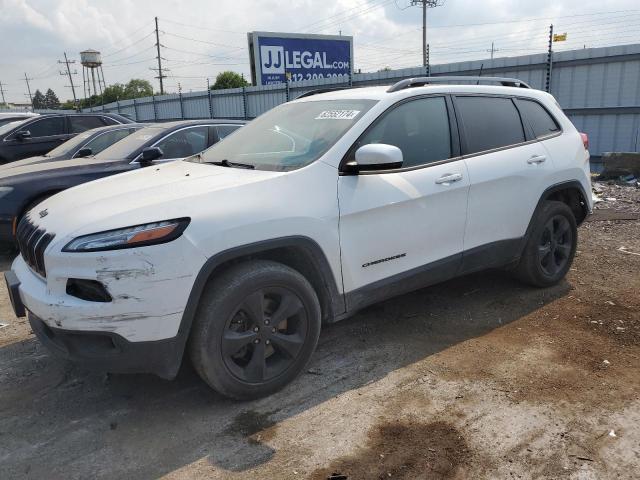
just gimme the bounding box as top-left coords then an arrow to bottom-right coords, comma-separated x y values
455,96 -> 525,154
516,98 -> 560,138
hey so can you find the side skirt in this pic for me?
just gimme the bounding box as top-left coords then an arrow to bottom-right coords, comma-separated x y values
344,238 -> 524,315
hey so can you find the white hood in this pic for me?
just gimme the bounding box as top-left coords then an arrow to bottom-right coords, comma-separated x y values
30,160 -> 281,239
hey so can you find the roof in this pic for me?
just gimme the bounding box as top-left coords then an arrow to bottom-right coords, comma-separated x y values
144,119 -> 246,130
294,82 -> 552,103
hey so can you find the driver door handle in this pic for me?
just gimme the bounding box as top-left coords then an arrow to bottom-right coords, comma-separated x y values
527,154 -> 547,164
435,173 -> 463,185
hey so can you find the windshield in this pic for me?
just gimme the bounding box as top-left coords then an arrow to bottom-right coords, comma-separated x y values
195,99 -> 377,171
94,126 -> 164,161
0,119 -> 29,136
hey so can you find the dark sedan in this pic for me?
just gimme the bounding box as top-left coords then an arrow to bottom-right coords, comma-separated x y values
0,123 -> 143,172
0,112 -> 39,127
0,112 -> 133,164
0,119 -> 244,245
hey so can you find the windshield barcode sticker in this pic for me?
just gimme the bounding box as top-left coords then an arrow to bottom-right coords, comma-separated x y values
315,110 -> 361,120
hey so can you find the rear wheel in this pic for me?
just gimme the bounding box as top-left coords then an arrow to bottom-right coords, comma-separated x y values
189,260 -> 321,400
515,200 -> 577,287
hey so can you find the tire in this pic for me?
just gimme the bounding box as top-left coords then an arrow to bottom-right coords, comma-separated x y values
188,260 -> 321,400
515,200 -> 577,287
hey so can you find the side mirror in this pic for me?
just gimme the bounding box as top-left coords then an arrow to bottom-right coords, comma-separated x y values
15,130 -> 31,141
75,147 -> 92,158
139,146 -> 163,166
345,144 -> 403,173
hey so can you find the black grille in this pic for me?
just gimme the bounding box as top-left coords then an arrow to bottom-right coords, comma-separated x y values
16,216 -> 55,277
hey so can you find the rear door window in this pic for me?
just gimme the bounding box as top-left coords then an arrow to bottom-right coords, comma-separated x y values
81,129 -> 136,156
516,99 -> 560,138
70,116 -> 107,133
155,126 -> 209,159
216,125 -> 241,141
455,96 -> 525,154
25,116 -> 66,137
353,96 -> 452,168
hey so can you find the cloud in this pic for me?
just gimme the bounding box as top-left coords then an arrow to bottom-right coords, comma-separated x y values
1,0 -> 639,102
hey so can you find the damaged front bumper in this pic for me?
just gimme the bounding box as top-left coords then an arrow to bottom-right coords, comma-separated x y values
28,312 -> 183,379
8,236 -> 208,378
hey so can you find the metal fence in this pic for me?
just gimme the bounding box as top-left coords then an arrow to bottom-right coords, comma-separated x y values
82,42 -> 639,157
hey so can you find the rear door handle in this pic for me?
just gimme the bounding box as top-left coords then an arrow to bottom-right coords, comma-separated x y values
435,173 -> 463,185
527,155 -> 547,164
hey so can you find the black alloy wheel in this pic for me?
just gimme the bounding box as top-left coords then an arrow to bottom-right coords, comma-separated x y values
538,215 -> 573,277
222,287 -> 308,383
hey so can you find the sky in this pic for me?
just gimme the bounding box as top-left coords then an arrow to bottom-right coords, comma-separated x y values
1,0 -> 640,103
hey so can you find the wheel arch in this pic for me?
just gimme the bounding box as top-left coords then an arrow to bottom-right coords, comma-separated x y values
539,180 -> 589,226
516,180 -> 589,262
170,236 -> 345,374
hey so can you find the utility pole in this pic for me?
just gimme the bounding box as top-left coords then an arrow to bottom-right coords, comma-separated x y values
154,16 -> 166,95
23,73 -> 33,109
59,52 -> 78,106
0,81 -> 6,105
487,41 -> 501,60
411,1 -> 444,67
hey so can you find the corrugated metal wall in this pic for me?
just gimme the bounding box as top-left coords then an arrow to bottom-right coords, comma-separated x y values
86,43 -> 640,157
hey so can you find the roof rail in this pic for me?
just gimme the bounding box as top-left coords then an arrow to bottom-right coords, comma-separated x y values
295,86 -> 353,100
387,76 -> 531,93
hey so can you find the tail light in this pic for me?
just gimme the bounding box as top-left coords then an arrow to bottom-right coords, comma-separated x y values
579,132 -> 589,150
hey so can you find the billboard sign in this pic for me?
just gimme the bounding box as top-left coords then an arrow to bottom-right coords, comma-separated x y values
248,31 -> 353,86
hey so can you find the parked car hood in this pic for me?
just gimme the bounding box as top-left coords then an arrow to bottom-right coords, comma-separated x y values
0,155 -> 58,171
31,160 -> 282,241
0,156 -> 125,183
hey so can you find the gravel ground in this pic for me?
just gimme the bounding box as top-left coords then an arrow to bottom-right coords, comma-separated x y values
1,187 -> 639,479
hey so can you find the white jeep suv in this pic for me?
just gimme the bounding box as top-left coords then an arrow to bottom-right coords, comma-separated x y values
5,77 -> 592,399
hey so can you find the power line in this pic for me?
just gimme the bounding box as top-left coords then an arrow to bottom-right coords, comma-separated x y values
157,18 -> 245,35
297,0 -> 390,31
308,0 -> 397,33
102,30 -> 155,58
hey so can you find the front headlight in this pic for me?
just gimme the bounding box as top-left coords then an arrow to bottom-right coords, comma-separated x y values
63,218 -> 190,252
0,186 -> 14,199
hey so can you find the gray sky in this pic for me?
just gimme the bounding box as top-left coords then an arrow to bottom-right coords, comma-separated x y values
1,0 -> 639,102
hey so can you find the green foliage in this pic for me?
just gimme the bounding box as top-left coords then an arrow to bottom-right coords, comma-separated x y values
211,71 -> 249,90
32,89 -> 46,109
123,79 -> 153,98
75,78 -> 154,109
102,84 -> 126,104
44,88 -> 60,109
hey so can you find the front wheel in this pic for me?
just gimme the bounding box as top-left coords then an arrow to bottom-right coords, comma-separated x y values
515,200 -> 578,287
188,260 -> 321,400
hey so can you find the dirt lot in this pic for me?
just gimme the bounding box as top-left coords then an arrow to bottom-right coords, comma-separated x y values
1,185 -> 639,480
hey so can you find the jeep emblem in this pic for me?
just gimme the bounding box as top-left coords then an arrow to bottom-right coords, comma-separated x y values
39,209 -> 48,218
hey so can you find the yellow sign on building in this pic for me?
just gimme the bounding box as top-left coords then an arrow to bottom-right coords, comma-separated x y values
553,33 -> 568,42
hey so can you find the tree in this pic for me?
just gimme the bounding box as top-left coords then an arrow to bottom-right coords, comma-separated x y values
211,71 -> 249,90
44,88 -> 60,109
32,89 -> 46,109
123,79 -> 153,99
102,83 -> 126,104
